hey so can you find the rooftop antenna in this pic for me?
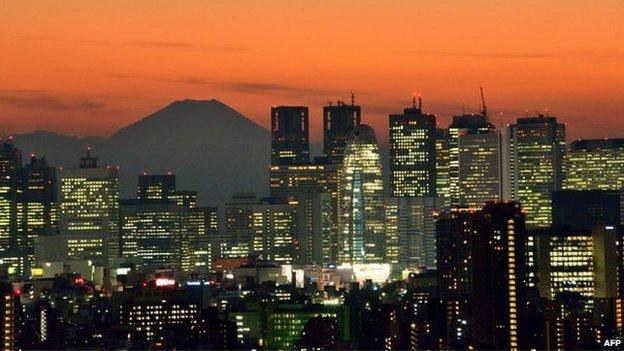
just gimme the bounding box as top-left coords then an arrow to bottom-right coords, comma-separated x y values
480,87 -> 488,123
418,94 -> 422,111
412,92 -> 417,109
351,90 -> 355,106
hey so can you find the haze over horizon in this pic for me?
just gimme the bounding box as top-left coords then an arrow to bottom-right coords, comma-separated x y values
2,1 -> 623,142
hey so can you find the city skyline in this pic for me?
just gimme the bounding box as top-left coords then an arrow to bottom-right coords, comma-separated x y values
2,3 -> 624,349
2,1 -> 624,142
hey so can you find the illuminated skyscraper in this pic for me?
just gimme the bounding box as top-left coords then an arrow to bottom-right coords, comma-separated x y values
19,155 -> 57,241
0,139 -> 21,255
0,144 -> 57,278
503,116 -> 565,228
564,138 -> 624,191
297,191 -> 333,265
471,202 -> 528,350
190,206 -> 218,271
222,193 -> 257,258
436,128 -> 451,208
389,98 -> 437,197
337,124 -> 385,263
123,174 -> 218,272
10,155 -> 58,276
385,197 -> 441,269
437,202 -> 528,349
223,194 -> 296,263
120,199 -> 185,271
442,114 -> 497,207
323,100 -> 361,164
458,126 -> 501,207
251,197 -> 296,264
533,227 -> 621,303
269,159 -> 340,263
271,106 -> 309,165
269,160 -> 338,203
60,149 -> 120,267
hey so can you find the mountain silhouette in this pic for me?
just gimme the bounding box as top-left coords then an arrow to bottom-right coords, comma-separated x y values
13,99 -> 270,206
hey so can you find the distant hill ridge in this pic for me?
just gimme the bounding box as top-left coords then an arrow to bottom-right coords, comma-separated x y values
13,99 -> 271,207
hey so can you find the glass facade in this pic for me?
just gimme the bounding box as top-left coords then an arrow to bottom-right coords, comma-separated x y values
338,125 -> 385,263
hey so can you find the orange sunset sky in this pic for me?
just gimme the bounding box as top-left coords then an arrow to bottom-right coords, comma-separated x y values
1,1 -> 623,143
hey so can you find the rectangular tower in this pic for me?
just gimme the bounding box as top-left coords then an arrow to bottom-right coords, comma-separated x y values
60,149 -> 120,268
458,129 -> 501,207
323,101 -> 361,164
564,138 -> 624,191
471,202 -> 528,350
389,102 -> 437,197
504,116 -> 565,228
271,106 -> 309,165
385,197 -> 441,269
297,191 -> 333,266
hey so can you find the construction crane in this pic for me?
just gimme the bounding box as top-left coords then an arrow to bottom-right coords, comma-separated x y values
480,87 -> 489,124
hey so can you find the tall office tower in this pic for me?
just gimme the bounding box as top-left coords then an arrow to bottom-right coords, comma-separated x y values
436,129 -> 451,208
337,124 -> 385,263
60,149 -> 120,267
123,173 -> 217,272
137,173 -> 176,200
222,195 -> 296,263
383,201 -> 400,265
323,100 -> 361,163
471,202 -> 527,350
458,125 -> 501,207
269,160 -> 338,202
548,189 -> 624,324
503,116 -> 566,228
0,139 -> 21,253
190,206 -> 218,271
389,98 -> 437,197
385,197 -> 441,269
222,193 -> 257,258
15,155 -> 58,271
564,138 -> 624,191
444,114 -> 496,206
297,191 -> 333,266
271,106 -> 310,165
251,197 -> 296,264
120,199 -> 184,271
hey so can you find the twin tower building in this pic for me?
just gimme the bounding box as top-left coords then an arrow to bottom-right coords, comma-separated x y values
270,97 -> 566,269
